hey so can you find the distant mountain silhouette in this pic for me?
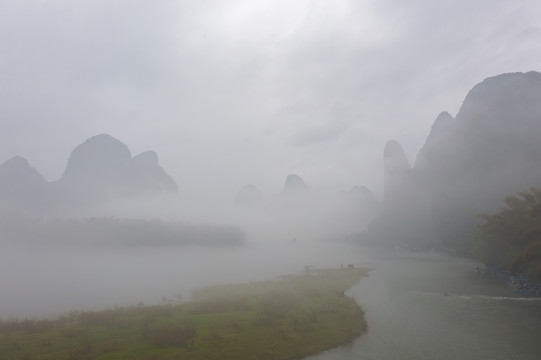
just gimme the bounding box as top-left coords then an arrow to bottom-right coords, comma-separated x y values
0,134 -> 178,216
416,72 -> 541,194
383,140 -> 412,204
131,151 -> 178,194
414,71 -> 541,248
282,174 -> 308,194
234,184 -> 264,208
58,134 -> 177,205
349,186 -> 379,208
0,156 -> 46,191
233,175 -> 380,243
0,156 -> 48,213
367,140 -> 433,246
367,71 -> 541,249
58,134 -> 134,205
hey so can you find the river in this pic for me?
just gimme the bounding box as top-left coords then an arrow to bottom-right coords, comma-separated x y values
0,240 -> 363,318
307,248 -> 541,360
1,241 -> 540,359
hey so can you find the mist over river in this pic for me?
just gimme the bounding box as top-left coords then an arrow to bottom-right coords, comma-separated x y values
2,242 -> 540,359
0,240 -> 363,318
308,249 -> 541,360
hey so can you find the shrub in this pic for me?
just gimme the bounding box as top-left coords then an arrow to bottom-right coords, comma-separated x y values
148,325 -> 196,348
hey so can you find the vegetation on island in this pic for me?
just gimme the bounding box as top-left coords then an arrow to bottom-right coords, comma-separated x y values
0,267 -> 368,360
467,187 -> 541,279
0,215 -> 245,248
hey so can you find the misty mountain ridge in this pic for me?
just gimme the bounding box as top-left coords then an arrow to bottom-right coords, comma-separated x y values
416,72 -> 541,195
282,174 -> 308,194
349,186 -> 379,207
368,71 -> 541,249
235,175 -> 379,213
4,71 -> 541,249
233,174 -> 381,243
234,184 -> 264,209
0,134 -> 178,217
0,156 -> 49,213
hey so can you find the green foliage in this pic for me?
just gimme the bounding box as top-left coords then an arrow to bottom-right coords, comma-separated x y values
511,241 -> 541,279
0,268 -> 369,360
474,187 -> 541,272
148,324 -> 196,348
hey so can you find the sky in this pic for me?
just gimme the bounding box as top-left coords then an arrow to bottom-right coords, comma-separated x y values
2,0 -> 541,203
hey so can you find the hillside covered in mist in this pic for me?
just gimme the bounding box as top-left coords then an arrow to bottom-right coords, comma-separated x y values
0,134 -> 381,246
232,173 -> 380,244
0,134 -> 178,218
367,71 -> 541,252
3,71 -> 541,252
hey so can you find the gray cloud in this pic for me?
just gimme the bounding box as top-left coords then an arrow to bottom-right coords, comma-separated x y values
1,0 -> 541,199
286,119 -> 352,147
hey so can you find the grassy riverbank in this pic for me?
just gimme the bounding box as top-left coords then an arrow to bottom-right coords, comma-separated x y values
0,267 -> 369,360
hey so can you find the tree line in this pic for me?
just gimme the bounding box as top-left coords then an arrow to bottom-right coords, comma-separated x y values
470,187 -> 541,279
0,215 -> 245,248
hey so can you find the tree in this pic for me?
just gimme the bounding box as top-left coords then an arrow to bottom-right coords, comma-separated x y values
476,187 -> 541,271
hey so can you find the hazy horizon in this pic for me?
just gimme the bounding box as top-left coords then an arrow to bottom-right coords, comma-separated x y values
2,4 -> 541,357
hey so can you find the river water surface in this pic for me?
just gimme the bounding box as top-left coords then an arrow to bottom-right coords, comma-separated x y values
1,242 -> 540,359
308,248 -> 541,360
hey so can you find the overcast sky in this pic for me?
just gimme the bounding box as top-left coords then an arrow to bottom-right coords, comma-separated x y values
2,0 -> 541,202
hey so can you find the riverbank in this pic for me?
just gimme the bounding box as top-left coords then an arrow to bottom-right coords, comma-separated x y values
307,249 -> 541,360
476,267 -> 541,297
0,267 -> 369,360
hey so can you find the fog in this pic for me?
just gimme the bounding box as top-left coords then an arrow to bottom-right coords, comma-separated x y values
2,1 -> 541,198
2,2 -> 541,342
0,158 -> 380,318
0,238 -> 367,319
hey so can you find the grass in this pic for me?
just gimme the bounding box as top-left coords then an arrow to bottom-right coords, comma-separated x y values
0,267 -> 369,360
